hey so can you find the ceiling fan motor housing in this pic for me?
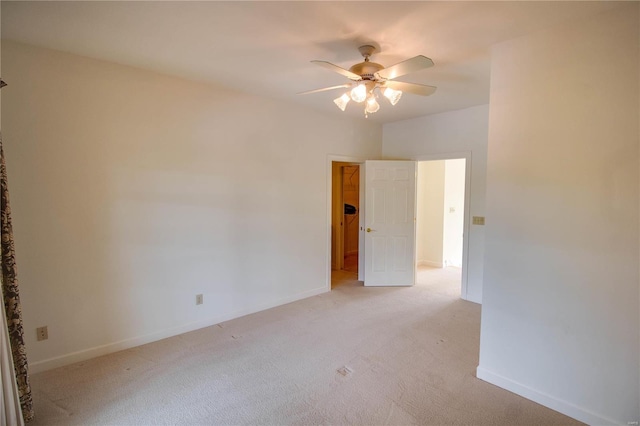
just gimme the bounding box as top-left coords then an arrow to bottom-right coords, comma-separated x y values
349,61 -> 384,81
350,45 -> 384,80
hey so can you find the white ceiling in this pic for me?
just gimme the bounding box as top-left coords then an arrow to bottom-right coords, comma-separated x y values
1,1 -> 625,123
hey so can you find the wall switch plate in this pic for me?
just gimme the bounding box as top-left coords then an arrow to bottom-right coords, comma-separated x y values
196,294 -> 203,305
472,216 -> 485,225
36,326 -> 48,341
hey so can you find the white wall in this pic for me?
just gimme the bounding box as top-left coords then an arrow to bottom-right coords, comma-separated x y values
2,41 -> 382,372
477,5 -> 639,425
383,105 -> 488,303
0,18 -> 2,130
443,159 -> 465,267
416,161 -> 445,267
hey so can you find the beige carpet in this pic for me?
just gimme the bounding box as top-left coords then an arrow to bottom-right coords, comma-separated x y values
29,267 -> 581,425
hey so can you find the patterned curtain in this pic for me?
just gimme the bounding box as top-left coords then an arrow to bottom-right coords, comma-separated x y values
1,306 -> 23,426
0,130 -> 34,422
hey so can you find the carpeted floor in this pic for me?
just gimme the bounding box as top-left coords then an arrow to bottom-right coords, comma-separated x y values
29,267 -> 581,425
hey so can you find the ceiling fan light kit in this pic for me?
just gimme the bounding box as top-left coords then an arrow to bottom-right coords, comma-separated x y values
350,83 -> 368,103
301,44 -> 436,117
383,87 -> 402,105
333,93 -> 351,111
365,96 -> 380,114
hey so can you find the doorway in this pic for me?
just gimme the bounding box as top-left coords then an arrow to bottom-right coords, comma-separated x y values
331,161 -> 361,288
326,155 -> 471,296
415,158 -> 466,295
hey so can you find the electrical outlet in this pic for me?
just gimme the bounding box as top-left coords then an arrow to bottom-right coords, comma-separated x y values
472,216 -> 485,225
196,294 -> 203,305
36,326 -> 48,341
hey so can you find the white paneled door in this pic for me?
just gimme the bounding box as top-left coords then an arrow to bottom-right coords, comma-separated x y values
364,160 -> 417,286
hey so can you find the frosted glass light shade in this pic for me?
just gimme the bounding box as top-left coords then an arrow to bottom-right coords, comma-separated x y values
365,96 -> 380,114
383,87 -> 402,105
333,93 -> 350,111
350,84 -> 367,103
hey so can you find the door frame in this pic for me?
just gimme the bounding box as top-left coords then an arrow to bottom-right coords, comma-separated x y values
415,151 -> 472,300
332,162 -> 345,271
326,155 -> 367,291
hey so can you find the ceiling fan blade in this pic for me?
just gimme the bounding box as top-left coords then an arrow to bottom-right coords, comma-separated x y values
311,60 -> 362,81
297,84 -> 352,95
383,81 -> 437,96
375,55 -> 434,80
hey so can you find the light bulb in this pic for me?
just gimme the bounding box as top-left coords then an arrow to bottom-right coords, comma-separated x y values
383,87 -> 402,106
350,84 -> 367,103
365,96 -> 380,114
333,93 -> 350,111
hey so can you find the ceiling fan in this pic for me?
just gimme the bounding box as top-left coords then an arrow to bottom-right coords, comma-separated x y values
299,45 -> 436,117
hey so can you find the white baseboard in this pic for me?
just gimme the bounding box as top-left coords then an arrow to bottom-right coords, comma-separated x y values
462,293 -> 481,305
30,286 -> 328,374
476,366 -> 620,425
417,260 -> 444,268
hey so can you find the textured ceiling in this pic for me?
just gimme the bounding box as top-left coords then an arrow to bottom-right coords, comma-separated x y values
1,1 -> 625,123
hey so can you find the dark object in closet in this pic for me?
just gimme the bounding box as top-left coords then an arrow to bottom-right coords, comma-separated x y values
344,204 -> 357,215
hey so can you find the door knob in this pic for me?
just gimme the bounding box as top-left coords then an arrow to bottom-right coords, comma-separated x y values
366,228 -> 374,233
